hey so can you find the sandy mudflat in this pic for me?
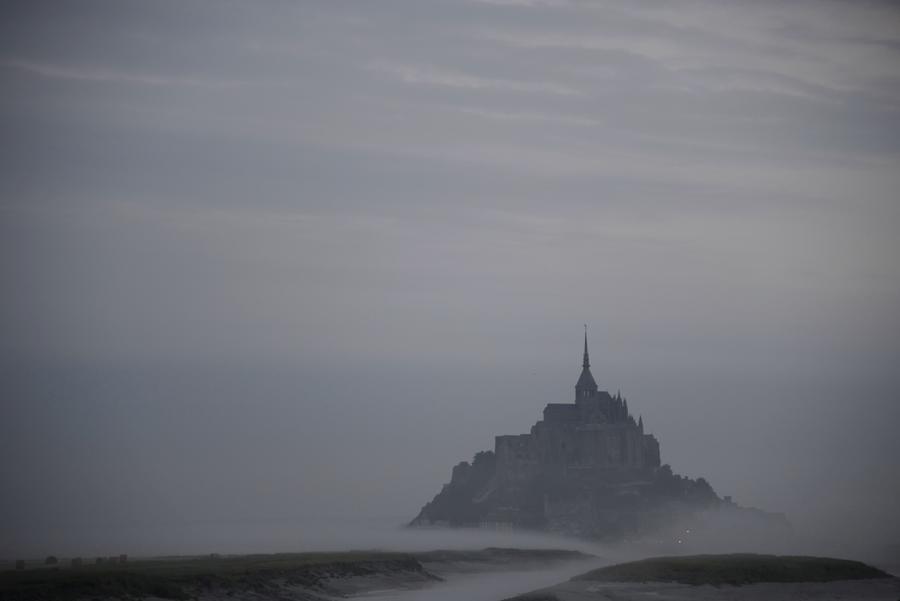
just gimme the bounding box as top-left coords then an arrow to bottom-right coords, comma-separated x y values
513,578 -> 900,600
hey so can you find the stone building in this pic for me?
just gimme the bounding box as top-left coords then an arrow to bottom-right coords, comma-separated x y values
495,332 -> 660,488
410,332 -> 727,539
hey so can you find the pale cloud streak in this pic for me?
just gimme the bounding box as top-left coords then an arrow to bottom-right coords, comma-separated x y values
369,60 -> 582,96
2,58 -> 246,88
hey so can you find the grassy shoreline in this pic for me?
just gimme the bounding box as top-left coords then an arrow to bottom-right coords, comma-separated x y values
574,553 -> 893,586
504,554 -> 898,601
1,547 -> 590,601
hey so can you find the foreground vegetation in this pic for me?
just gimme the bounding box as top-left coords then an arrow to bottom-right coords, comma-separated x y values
575,553 -> 892,586
0,547 -> 588,601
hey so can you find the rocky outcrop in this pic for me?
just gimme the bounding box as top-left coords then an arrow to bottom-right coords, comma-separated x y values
411,340 -> 790,543
410,452 -> 729,540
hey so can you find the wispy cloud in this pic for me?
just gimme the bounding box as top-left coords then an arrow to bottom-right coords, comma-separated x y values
2,58 -> 244,88
369,60 -> 581,96
468,0 -> 569,6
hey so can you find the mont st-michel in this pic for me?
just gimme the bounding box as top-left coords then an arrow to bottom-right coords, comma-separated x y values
411,332 -> 787,542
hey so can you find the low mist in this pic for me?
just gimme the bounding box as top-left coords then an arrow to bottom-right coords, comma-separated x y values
3,358 -> 898,561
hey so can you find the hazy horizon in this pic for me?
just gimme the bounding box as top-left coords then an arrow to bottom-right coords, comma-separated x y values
2,0 -> 899,561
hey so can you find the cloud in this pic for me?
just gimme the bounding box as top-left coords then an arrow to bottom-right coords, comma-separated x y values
369,60 -> 581,96
2,58 -> 245,88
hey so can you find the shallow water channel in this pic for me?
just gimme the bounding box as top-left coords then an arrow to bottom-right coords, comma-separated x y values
360,558 -> 604,601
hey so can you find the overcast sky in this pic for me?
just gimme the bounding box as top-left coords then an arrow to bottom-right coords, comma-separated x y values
2,0 -> 899,558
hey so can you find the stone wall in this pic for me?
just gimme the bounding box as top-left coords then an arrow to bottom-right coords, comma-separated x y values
643,434 -> 661,467
495,433 -> 537,484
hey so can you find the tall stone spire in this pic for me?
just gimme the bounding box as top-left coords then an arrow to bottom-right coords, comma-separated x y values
583,325 -> 590,368
576,325 -> 598,399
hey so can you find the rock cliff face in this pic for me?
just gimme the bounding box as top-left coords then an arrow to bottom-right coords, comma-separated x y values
411,337 -> 789,542
410,449 -> 727,540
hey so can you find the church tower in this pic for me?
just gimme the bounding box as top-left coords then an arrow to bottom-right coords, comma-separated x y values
575,328 -> 598,400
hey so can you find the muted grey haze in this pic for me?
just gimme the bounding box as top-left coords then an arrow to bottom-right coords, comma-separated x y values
1,0 -> 899,558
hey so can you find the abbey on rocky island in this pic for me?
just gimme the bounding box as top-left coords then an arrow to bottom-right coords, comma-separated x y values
411,331 -> 788,541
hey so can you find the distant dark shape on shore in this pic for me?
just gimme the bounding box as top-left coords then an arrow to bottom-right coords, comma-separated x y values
411,332 -> 788,542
